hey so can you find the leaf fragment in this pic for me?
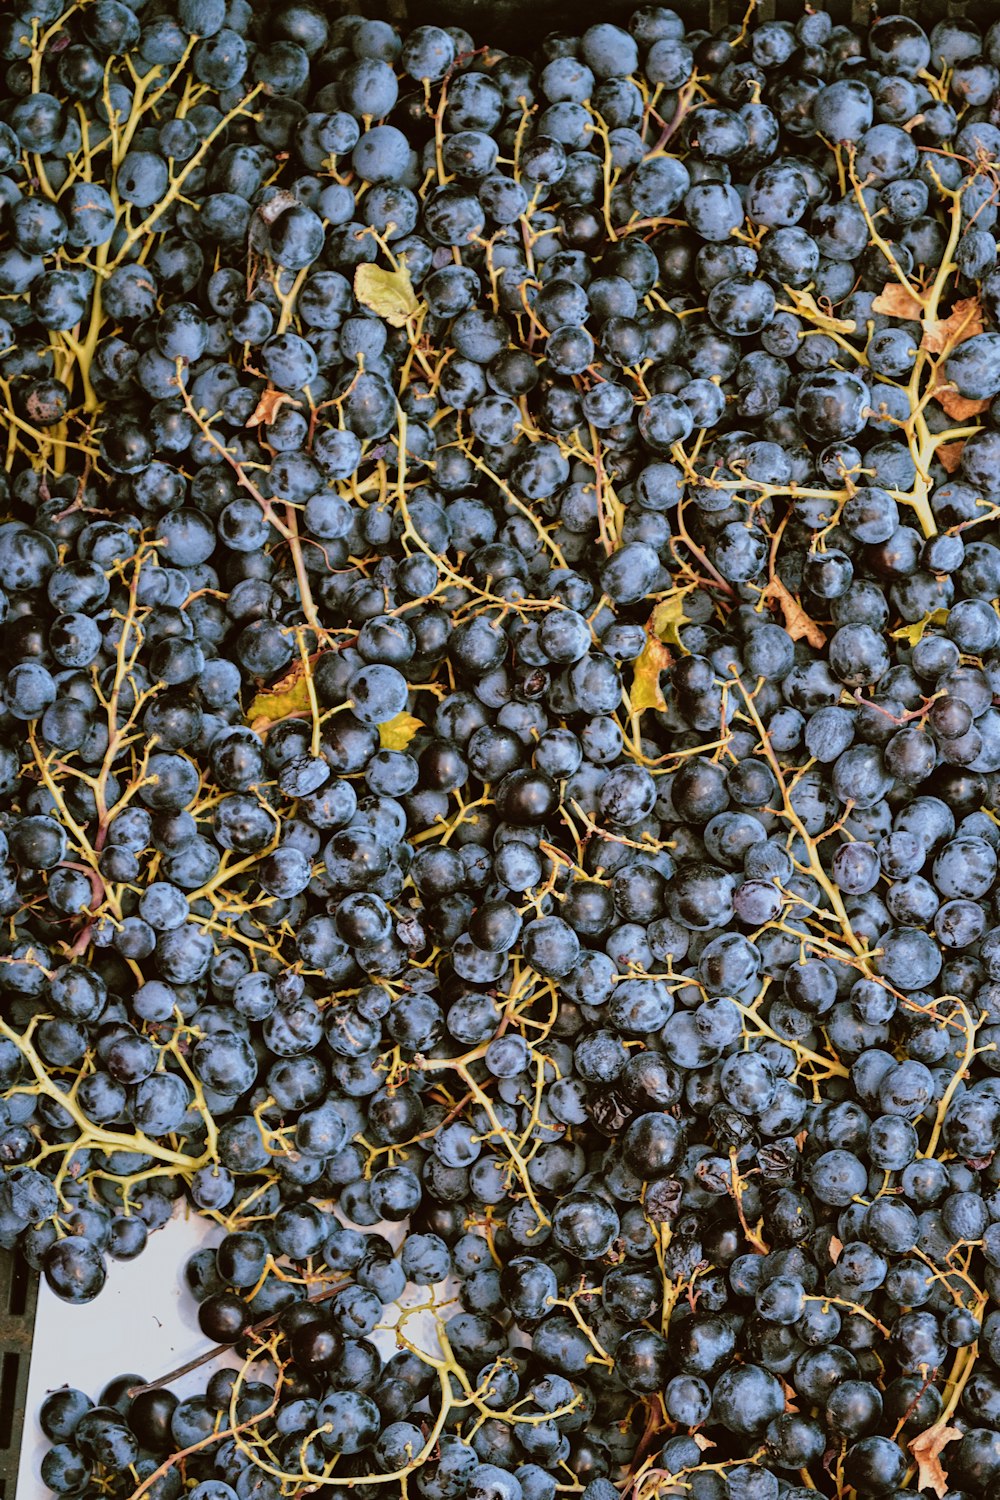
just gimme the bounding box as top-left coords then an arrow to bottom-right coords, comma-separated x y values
648,587 -> 692,651
891,608 -> 949,647
935,439 -> 966,473
932,383 -> 991,421
629,589 -> 694,718
354,263 -> 420,326
872,282 -> 924,320
759,577 -> 826,648
829,1235 -> 843,1264
379,711 -> 424,751
781,286 -> 857,334
921,295 -> 984,354
246,387 -> 301,429
779,1376 -> 800,1414
631,636 -> 672,716
247,657 -> 313,728
908,1423 -> 961,1499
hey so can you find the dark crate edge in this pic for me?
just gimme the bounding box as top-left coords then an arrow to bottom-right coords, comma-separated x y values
0,1250 -> 39,1500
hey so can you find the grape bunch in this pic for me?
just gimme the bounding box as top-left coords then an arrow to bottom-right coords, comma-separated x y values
5,0 -> 1000,1497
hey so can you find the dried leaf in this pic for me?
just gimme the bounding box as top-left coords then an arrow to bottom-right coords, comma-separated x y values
631,636 -> 672,716
247,656 -> 315,728
779,1376 -> 800,1414
781,286 -> 857,335
354,263 -> 419,327
872,282 -> 924,321
760,577 -> 826,648
648,587 -> 692,651
692,1435 -> 715,1453
629,589 -> 693,718
246,387 -> 300,429
891,608 -> 950,647
829,1235 -> 843,1264
909,1424 -> 961,1499
935,439 -> 966,473
922,295 -> 984,354
932,383 -> 992,420
379,711 -> 424,751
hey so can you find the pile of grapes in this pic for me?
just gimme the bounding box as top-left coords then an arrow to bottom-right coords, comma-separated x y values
6,0 -> 1000,1495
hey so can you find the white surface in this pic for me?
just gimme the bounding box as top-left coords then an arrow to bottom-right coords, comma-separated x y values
20,1210 -> 228,1500
20,1208 -> 447,1499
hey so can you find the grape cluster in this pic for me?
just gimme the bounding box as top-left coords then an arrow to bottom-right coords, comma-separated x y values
6,1 -> 1000,1497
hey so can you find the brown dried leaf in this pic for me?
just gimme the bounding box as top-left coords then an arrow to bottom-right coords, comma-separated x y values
779,1377 -> 800,1414
872,282 -> 923,321
246,387 -> 300,429
909,1423 -> 962,1499
936,439 -> 966,473
829,1235 -> 844,1264
922,295 -> 984,354
692,1435 -> 715,1452
932,383 -> 992,420
760,577 -> 827,648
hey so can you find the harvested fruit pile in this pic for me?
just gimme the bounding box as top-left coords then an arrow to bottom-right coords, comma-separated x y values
6,0 -> 1000,1496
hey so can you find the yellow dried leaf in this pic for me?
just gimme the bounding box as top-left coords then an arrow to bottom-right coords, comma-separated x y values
935,439 -> 966,473
932,383 -> 992,421
781,286 -> 857,335
872,282 -> 924,321
354,263 -> 419,327
648,588 -> 692,651
631,636 -> 672,716
891,608 -> 949,646
630,588 -> 693,718
245,387 -> 300,429
247,658 -> 312,727
379,711 -> 424,751
760,577 -> 826,649
922,295 -> 984,355
909,1424 -> 961,1499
